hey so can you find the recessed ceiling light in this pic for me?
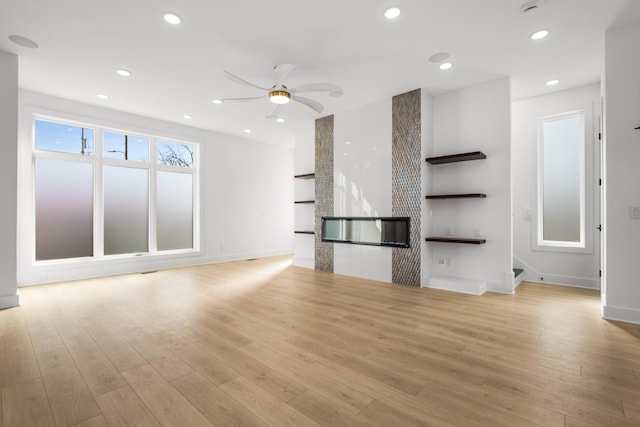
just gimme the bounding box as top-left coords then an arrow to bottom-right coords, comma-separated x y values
346,141 -> 351,145
530,29 -> 549,40
116,69 -> 131,77
243,129 -> 251,134
184,115 -> 192,120
439,62 -> 453,70
546,79 -> 559,86
97,94 -> 109,100
276,118 -> 285,123
429,52 -> 450,63
162,12 -> 182,25
384,7 -> 401,20
212,99 -> 223,104
8,35 -> 38,49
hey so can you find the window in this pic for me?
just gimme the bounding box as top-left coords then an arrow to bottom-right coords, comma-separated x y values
32,117 -> 198,262
537,112 -> 585,248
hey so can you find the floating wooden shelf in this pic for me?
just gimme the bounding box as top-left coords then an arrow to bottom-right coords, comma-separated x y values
426,151 -> 486,165
425,193 -> 487,199
425,237 -> 486,244
294,231 -> 315,235
294,200 -> 315,204
294,173 -> 315,179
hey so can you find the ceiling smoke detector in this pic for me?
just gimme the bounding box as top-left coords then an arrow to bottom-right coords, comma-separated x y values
521,0 -> 541,14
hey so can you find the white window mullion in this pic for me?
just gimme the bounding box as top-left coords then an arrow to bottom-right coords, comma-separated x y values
94,128 -> 104,258
149,138 -> 158,254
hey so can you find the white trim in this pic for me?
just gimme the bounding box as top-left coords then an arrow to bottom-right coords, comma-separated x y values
17,250 -> 292,287
533,109 -> 595,255
0,294 -> 19,309
423,275 -> 487,296
603,304 -> 640,325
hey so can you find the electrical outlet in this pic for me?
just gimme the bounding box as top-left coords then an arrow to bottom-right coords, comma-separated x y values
445,258 -> 453,267
523,208 -> 532,221
437,258 -> 446,266
444,226 -> 453,236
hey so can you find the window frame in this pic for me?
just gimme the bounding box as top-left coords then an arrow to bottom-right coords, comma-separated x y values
533,110 -> 593,254
27,111 -> 200,265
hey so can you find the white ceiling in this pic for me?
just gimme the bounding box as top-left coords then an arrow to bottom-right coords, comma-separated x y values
1,0 -> 639,147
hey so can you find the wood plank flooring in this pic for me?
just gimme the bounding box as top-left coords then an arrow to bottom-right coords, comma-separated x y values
2,255 -> 639,426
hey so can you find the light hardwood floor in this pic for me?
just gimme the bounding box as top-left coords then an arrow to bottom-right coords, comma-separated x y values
2,255 -> 639,426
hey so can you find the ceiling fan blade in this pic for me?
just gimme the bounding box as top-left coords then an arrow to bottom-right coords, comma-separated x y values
290,83 -> 343,97
223,70 -> 270,91
273,64 -> 296,87
265,105 -> 282,119
292,95 -> 324,113
221,96 -> 265,102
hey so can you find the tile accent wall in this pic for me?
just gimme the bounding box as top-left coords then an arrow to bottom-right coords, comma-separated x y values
392,89 -> 422,287
315,115 -> 334,273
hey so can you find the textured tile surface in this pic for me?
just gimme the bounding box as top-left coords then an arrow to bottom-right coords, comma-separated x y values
392,89 -> 422,287
315,115 -> 334,273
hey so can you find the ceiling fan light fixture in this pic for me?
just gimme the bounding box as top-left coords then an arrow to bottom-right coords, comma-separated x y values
269,90 -> 291,104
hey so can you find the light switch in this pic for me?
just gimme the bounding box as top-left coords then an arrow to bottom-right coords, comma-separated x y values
629,206 -> 640,219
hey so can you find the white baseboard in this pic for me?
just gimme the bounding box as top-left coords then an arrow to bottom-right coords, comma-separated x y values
18,250 -> 293,287
603,304 -> 640,325
513,255 -> 599,289
525,276 -> 600,290
423,275 -> 487,296
487,271 -> 515,294
0,294 -> 19,309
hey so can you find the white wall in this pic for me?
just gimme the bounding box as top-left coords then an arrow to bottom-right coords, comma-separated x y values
426,78 -> 512,293
333,99 -> 393,282
421,89 -> 434,286
512,84 -> 601,289
0,51 -> 19,308
603,23 -> 640,324
293,130 -> 315,268
17,90 -> 293,286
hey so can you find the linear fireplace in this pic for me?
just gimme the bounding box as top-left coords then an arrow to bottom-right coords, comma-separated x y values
321,217 -> 410,248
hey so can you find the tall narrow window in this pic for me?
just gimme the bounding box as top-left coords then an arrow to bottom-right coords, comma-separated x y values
104,166 -> 149,255
34,120 -> 95,260
35,158 -> 94,260
538,112 -> 585,247
157,171 -> 193,250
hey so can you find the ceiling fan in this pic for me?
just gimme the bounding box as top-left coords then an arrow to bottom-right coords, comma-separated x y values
219,64 -> 343,118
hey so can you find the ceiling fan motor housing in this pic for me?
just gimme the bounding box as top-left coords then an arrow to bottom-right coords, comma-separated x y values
269,90 -> 291,104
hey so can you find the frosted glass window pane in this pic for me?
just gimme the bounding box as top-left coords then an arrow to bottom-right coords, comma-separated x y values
157,141 -> 194,167
35,120 -> 94,155
157,171 -> 193,250
35,158 -> 93,260
104,132 -> 149,162
104,166 -> 149,255
541,115 -> 581,242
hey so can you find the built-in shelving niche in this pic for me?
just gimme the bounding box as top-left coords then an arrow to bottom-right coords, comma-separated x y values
294,173 -> 315,235
425,151 -> 487,244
